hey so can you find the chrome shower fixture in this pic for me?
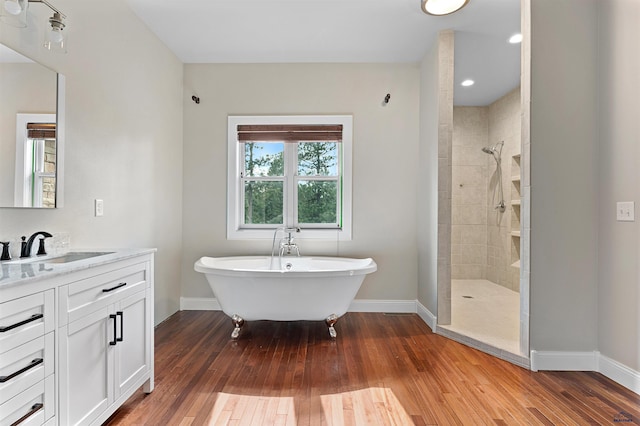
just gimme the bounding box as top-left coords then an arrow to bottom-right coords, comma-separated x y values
481,141 -> 506,212
481,141 -> 504,157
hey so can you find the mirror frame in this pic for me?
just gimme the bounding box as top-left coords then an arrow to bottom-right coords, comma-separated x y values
56,73 -> 65,208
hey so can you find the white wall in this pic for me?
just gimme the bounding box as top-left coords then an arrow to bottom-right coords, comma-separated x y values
597,0 -> 640,372
0,0 -> 184,324
182,63 -> 420,302
529,0 -> 599,351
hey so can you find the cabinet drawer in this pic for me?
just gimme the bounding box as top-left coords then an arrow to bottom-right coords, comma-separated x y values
0,374 -> 54,426
0,333 -> 53,404
61,263 -> 147,324
0,291 -> 54,355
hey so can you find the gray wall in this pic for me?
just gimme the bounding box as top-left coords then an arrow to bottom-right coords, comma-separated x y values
529,0 -> 599,351
417,36 -> 440,315
0,0 -> 184,325
182,63 -> 420,302
597,0 -> 640,372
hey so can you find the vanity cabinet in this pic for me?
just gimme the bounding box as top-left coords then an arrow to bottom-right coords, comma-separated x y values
0,250 -> 154,426
58,257 -> 153,426
0,290 -> 55,425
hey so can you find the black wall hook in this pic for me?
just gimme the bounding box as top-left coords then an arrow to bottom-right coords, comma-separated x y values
384,93 -> 391,104
192,95 -> 200,104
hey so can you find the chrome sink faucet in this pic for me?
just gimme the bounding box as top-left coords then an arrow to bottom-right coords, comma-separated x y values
20,231 -> 53,258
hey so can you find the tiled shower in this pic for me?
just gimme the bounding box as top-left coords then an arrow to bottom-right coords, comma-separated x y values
452,88 -> 521,292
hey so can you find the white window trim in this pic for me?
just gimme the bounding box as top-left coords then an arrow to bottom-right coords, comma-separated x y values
14,113 -> 56,208
227,115 -> 353,240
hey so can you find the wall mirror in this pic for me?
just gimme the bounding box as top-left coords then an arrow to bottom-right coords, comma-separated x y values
0,42 -> 65,208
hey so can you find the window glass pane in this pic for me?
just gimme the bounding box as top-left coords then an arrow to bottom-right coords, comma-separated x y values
244,180 -> 283,225
298,142 -> 337,176
245,142 -> 284,177
297,180 -> 337,224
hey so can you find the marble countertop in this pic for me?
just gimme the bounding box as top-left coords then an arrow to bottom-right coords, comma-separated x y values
0,248 -> 156,288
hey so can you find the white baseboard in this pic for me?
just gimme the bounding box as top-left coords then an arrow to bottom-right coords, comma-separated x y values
599,354 -> 640,396
530,350 -> 599,372
415,301 -> 436,332
180,297 -> 220,311
531,350 -> 640,396
348,299 -> 416,313
180,297 -> 416,314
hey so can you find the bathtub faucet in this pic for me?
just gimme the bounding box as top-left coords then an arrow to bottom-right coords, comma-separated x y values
280,227 -> 301,257
270,226 -> 301,270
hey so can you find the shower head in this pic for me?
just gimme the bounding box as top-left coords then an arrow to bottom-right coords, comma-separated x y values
481,146 -> 494,154
481,141 -> 505,156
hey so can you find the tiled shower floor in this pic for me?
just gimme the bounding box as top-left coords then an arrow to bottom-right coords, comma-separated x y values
438,279 -> 522,359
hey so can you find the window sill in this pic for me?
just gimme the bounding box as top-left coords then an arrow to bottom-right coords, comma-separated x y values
227,227 -> 352,241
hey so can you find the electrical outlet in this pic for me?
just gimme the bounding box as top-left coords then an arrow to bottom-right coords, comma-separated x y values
616,201 -> 634,222
95,199 -> 104,217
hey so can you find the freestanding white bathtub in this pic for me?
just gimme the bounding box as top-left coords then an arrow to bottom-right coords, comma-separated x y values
194,256 -> 377,339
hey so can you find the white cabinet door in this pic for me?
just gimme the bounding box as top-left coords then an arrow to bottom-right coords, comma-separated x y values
114,289 -> 150,400
59,306 -> 113,426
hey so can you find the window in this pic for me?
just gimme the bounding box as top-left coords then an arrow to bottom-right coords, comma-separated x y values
227,115 -> 352,240
14,114 -> 57,208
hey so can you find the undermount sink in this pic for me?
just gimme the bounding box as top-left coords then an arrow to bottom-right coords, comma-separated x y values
43,251 -> 115,264
3,251 -> 114,265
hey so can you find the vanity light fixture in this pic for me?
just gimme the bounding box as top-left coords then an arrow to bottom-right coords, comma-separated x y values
0,0 -> 67,53
43,11 -> 66,53
421,0 -> 470,16
0,0 -> 27,27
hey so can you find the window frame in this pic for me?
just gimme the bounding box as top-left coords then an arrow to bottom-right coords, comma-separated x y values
227,115 -> 352,240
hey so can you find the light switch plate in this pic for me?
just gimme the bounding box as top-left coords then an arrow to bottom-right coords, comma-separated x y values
616,201 -> 634,222
95,199 -> 104,217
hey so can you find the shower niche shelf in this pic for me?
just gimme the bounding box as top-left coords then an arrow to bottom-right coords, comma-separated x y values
510,154 -> 522,270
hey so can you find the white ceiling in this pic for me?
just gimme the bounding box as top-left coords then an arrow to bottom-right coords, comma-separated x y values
126,0 -> 521,106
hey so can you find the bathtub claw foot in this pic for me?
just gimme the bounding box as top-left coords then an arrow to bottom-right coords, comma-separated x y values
326,314 -> 339,339
231,314 -> 245,340
328,326 -> 337,339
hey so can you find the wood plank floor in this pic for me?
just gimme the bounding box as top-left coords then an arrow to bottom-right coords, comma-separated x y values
104,311 -> 640,425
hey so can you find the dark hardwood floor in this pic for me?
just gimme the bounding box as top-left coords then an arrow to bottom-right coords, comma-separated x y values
105,311 -> 640,425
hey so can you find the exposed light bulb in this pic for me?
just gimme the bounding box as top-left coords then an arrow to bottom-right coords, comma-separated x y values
509,33 -> 523,44
3,0 -> 22,15
461,79 -> 474,87
48,27 -> 64,44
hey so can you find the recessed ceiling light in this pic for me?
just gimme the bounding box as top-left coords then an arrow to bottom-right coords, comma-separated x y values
461,79 -> 474,87
509,33 -> 523,44
421,0 -> 470,16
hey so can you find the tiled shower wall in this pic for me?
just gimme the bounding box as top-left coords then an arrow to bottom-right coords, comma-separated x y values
452,107 -> 489,279
452,87 -> 521,292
